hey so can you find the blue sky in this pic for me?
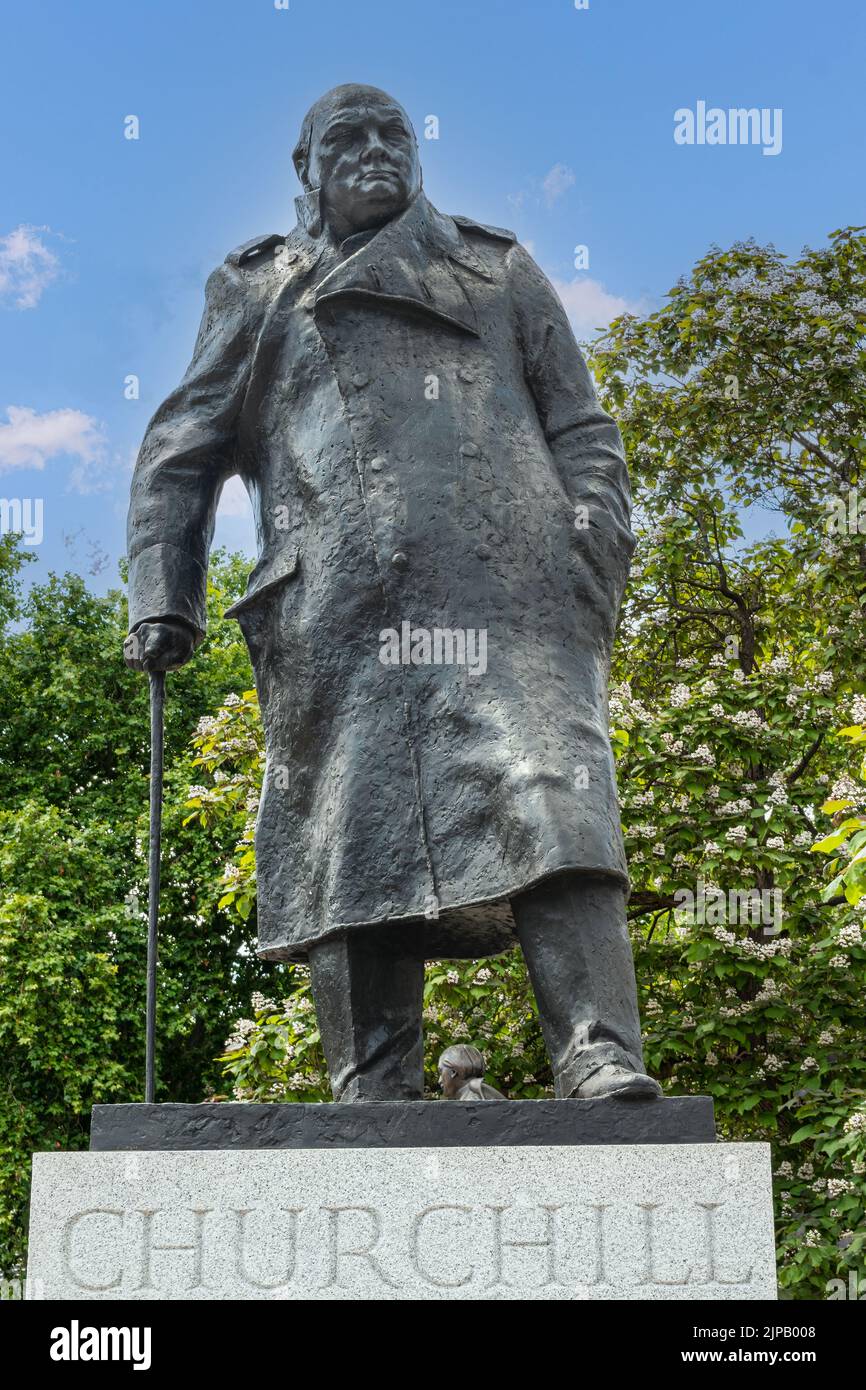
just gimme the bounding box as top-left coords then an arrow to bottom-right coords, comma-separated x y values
1,0 -> 864,592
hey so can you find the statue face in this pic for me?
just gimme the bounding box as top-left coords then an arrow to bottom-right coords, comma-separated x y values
438,1060 -> 461,1098
307,93 -> 421,237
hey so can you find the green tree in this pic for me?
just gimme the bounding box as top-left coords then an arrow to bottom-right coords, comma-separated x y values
0,543 -> 284,1278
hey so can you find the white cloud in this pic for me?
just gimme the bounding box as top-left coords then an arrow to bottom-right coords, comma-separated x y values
549,276 -> 644,338
0,225 -> 61,309
0,405 -> 106,474
542,163 -> 575,207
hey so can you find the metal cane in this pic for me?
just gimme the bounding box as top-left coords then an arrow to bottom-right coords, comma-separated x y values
145,669 -> 165,1104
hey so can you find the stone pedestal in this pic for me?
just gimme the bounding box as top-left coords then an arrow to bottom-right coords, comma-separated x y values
27,1101 -> 777,1300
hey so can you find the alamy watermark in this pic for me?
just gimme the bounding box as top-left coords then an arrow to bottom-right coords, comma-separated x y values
0,497 -> 43,545
825,489 -> 866,535
674,102 -> 783,157
379,621 -> 488,677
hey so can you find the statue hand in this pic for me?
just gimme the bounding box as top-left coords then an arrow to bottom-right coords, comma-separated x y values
124,620 -> 197,672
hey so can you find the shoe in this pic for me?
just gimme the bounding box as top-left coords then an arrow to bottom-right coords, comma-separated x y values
571,1063 -> 663,1101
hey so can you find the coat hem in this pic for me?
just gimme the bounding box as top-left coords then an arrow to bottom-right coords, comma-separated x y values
256,860 -> 631,963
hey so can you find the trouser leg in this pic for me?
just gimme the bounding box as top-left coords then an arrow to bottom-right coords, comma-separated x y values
308,924 -> 425,1102
510,872 -> 646,1098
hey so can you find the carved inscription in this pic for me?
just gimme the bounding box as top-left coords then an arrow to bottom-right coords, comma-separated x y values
59,1198 -> 758,1296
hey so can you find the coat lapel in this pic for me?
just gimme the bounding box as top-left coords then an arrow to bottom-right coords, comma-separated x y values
313,193 -> 481,337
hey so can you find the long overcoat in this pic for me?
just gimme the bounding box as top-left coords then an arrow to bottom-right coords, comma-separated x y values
127,191 -> 635,961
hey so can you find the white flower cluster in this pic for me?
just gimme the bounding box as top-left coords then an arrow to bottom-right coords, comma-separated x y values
793,830 -> 813,849
670,683 -> 691,708
725,825 -> 748,844
826,1177 -> 855,1198
731,709 -> 767,732
766,835 -> 785,850
719,798 -> 751,816
843,1110 -> 866,1134
709,703 -> 725,717
830,775 -> 862,803
836,922 -> 864,947
742,937 -> 793,960
692,745 -> 715,766
768,655 -> 791,673
851,694 -> 866,724
754,978 -> 780,1002
632,823 -> 658,839
632,789 -> 655,807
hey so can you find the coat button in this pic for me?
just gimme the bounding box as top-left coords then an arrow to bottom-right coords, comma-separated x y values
352,373 -> 369,389
476,543 -> 492,560
370,457 -> 385,472
460,442 -> 479,457
391,551 -> 409,571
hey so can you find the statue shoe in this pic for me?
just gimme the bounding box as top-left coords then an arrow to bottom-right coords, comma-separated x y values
572,1063 -> 663,1101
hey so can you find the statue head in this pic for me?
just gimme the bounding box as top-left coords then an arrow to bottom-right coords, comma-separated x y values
293,84 -> 422,242
438,1043 -> 486,1099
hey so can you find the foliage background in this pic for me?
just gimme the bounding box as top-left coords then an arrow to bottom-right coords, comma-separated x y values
1,228 -> 864,1299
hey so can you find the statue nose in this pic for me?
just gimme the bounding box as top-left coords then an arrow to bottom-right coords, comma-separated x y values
360,133 -> 388,161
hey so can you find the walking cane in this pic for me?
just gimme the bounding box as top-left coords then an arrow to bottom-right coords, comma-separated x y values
145,669 -> 165,1104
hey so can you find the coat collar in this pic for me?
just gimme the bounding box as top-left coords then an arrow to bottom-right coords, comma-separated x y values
309,192 -> 485,337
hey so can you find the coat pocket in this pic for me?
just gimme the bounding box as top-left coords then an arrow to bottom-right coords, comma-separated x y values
224,546 -> 300,619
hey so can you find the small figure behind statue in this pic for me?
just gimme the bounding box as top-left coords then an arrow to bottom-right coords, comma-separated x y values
438,1044 -> 505,1100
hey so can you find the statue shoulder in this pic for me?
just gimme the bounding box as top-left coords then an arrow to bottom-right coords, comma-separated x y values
451,214 -> 517,246
225,232 -> 287,268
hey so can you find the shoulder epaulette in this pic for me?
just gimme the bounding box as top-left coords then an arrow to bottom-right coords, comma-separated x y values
451,215 -> 517,245
227,233 -> 286,267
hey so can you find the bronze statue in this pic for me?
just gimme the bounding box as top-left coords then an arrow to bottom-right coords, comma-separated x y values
124,83 -> 662,1106
438,1045 -> 505,1101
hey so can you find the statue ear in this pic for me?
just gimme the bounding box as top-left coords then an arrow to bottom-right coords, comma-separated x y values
295,189 -> 323,238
